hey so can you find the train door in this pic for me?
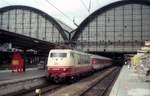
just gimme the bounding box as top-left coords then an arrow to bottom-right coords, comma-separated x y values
70,52 -> 75,65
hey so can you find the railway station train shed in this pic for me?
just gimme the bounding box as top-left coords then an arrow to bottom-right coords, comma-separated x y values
0,1 -> 150,95
0,5 -> 72,69
71,0 -> 150,54
0,0 -> 150,54
0,0 -> 150,67
0,5 -> 72,52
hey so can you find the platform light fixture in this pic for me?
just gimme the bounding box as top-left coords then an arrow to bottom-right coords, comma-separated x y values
34,40 -> 39,43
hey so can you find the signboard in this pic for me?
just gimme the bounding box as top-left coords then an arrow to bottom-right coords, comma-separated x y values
0,43 -> 12,52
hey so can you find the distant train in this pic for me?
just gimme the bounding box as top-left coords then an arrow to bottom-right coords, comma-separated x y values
47,49 -> 112,83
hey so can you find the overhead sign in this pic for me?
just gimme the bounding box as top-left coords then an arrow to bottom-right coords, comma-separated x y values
0,43 -> 12,52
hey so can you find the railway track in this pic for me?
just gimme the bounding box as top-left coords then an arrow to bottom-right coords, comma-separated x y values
8,67 -> 120,96
44,67 -> 120,96
79,67 -> 121,96
6,81 -> 68,96
21,84 -> 67,96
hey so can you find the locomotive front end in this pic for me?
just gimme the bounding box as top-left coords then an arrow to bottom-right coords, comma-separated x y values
47,49 -> 74,82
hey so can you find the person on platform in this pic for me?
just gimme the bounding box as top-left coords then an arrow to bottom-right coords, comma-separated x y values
127,60 -> 131,69
11,50 -> 24,72
11,51 -> 19,72
19,58 -> 24,72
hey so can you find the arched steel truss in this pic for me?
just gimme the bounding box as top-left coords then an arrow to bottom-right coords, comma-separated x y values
72,0 -> 150,52
0,5 -> 68,43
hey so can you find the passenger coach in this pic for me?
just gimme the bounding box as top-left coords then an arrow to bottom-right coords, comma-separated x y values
91,55 -> 112,71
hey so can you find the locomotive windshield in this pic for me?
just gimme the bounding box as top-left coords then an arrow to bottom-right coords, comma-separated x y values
50,53 -> 67,57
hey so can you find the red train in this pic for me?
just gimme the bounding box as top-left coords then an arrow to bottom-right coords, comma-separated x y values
47,49 -> 112,83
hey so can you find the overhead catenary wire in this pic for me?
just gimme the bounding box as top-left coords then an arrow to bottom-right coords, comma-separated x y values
80,0 -> 89,13
33,0 -> 79,27
73,17 -> 78,27
88,0 -> 91,13
45,0 -> 75,24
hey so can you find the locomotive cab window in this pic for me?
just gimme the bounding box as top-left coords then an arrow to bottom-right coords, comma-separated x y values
50,53 -> 67,57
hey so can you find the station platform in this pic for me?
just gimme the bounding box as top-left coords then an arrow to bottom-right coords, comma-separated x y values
0,68 -> 47,85
109,65 -> 150,96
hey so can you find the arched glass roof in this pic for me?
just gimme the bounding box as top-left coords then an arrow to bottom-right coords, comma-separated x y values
71,0 -> 150,52
0,5 -> 69,43
0,0 -> 121,29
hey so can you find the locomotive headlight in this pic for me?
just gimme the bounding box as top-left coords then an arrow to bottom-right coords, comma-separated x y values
35,89 -> 41,95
